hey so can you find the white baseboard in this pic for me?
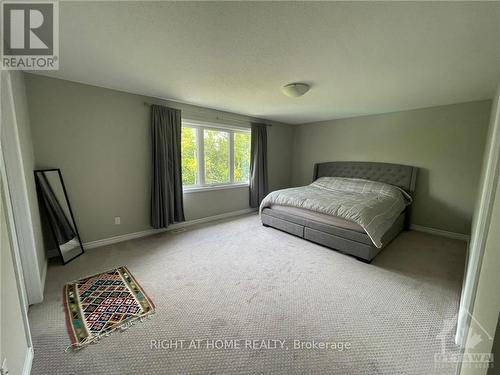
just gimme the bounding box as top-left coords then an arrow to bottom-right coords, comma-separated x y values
22,347 -> 33,375
166,208 -> 257,231
83,208 -> 257,250
410,224 -> 470,242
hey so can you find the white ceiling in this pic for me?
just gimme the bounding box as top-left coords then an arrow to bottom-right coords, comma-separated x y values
35,1 -> 500,124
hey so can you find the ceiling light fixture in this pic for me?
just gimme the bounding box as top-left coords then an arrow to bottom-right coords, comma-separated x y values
281,82 -> 310,98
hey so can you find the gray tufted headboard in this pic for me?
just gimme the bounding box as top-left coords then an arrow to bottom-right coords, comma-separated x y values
313,161 -> 418,195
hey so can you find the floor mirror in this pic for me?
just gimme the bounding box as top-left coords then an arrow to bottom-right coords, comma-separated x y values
34,169 -> 84,264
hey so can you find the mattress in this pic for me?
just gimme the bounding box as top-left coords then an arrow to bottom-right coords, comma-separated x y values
269,205 -> 365,233
260,177 -> 411,248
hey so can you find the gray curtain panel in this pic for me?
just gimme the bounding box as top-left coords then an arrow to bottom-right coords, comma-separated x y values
151,104 -> 185,228
36,173 -> 76,245
249,123 -> 269,208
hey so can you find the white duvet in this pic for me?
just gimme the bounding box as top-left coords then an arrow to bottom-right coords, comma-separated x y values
260,177 -> 412,248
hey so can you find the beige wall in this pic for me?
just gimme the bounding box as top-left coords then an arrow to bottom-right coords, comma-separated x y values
25,73 -> 490,242
9,71 -> 46,284
1,183 -> 30,375
461,182 -> 500,375
458,82 -> 499,374
292,101 -> 491,234
25,74 -> 293,243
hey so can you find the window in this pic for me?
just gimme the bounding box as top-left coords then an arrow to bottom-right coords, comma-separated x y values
234,132 -> 251,183
204,129 -> 229,184
181,127 -> 198,185
181,121 -> 251,190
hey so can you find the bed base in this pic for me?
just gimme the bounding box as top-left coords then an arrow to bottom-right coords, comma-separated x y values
261,208 -> 405,262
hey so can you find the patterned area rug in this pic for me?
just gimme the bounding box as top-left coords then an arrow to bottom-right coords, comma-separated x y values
63,266 -> 155,350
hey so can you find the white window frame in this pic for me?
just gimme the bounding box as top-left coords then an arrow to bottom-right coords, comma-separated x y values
182,120 -> 251,193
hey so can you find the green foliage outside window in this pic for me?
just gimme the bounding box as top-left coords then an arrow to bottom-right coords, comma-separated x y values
234,132 -> 251,183
181,127 -> 197,185
181,125 -> 250,186
204,129 -> 229,184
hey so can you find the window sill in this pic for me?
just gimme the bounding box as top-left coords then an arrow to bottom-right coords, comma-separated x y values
183,183 -> 249,194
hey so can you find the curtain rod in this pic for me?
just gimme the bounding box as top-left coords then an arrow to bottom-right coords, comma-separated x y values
143,102 -> 273,126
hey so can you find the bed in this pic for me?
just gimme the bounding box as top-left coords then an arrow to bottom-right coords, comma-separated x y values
260,161 -> 418,262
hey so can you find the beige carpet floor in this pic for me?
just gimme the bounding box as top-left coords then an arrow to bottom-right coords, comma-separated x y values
29,213 -> 465,374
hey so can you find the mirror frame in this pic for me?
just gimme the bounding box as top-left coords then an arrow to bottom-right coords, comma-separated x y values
34,168 -> 85,265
